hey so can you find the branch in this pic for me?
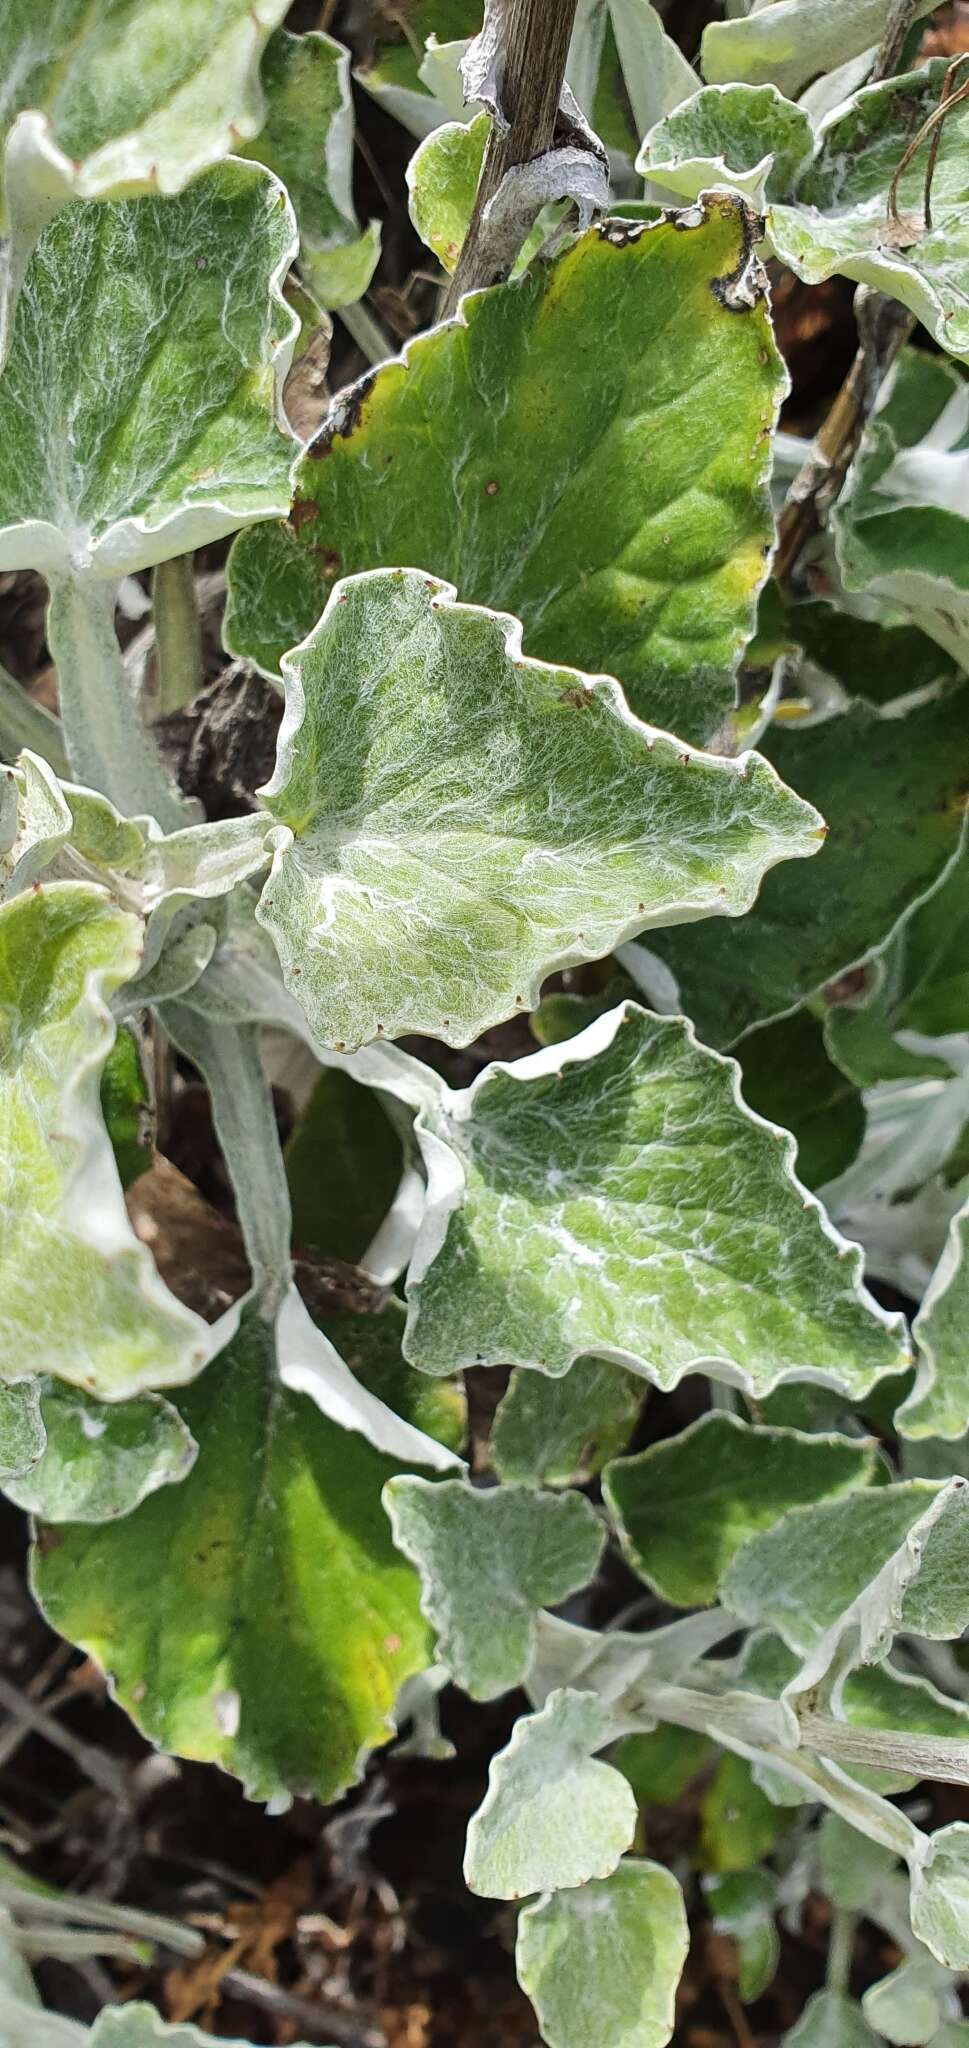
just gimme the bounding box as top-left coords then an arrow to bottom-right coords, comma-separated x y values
442,0 -> 581,313
773,0 -> 929,590
871,0 -> 922,82
773,289 -> 913,591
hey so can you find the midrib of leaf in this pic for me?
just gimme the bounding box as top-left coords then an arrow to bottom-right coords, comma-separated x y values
74,267 -> 252,541
139,1325 -> 280,1713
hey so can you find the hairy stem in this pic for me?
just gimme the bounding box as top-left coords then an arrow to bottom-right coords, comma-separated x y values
150,553 -> 203,717
826,1905 -> 857,1996
443,0 -> 581,313
160,1002 -> 293,1316
798,1708 -> 969,1788
45,576 -> 186,826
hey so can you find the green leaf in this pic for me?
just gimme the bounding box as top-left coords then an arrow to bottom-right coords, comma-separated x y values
645,682 -> 969,1047
911,1825 -> 969,1970
0,883 -> 209,1399
100,1028 -> 152,1191
0,753 -> 270,970
87,2006 -> 317,2048
225,199 -> 785,746
529,980 -> 632,1049
464,1688 -> 636,1899
782,1992 -> 882,2048
783,596 -> 959,712
0,160 -> 297,582
698,1753 -> 784,1873
32,1310 -> 442,1805
408,113 -> 488,273
735,1009 -> 864,1189
242,29 -> 380,310
607,0 -> 699,145
302,223 -> 381,316
640,83 -> 815,208
516,1860 -> 689,2048
383,1477 -> 604,1699
863,1960 -> 948,2046
0,0 -> 291,347
834,352 -> 969,670
286,1068 -> 404,1266
611,1726 -> 713,1808
824,952 -> 957,1095
706,1868 -> 779,2003
403,1002 -> 909,1397
700,1 -> 935,99
768,66 -> 969,365
603,1413 -> 877,1608
899,1193 -> 969,1441
255,570 -> 821,1051
0,661 -> 68,777
491,1358 -> 640,1487
2,1383 -> 195,1523
317,1299 -> 466,1460
356,1 -> 481,141
819,1812 -> 901,1910
881,840 -> 969,1044
722,1477 -> 969,1661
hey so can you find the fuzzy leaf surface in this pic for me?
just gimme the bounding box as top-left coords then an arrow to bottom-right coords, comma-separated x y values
834,353 -> 969,671
769,65 -> 969,364
862,1960 -> 948,2045
783,1993 -> 882,2048
242,29 -> 379,309
603,1413 -> 877,1607
607,0 -> 699,144
407,113 -> 488,273
645,683 -> 969,1046
1,753 -> 270,931
0,1 -> 289,211
464,1688 -> 636,1899
491,1358 -> 640,1487
87,2007 -> 315,2048
255,571 -> 821,1050
911,1825 -> 969,1971
701,1 -> 935,98
32,1311 -> 443,1805
383,1477 -> 604,1699
403,1002 -> 909,1395
0,1382 -> 46,1480
901,1193 -> 969,1442
0,0 -> 292,348
225,200 -> 784,745
640,83 -> 815,208
2,1384 -> 196,1522
0,161 -> 297,581
0,883 -> 208,1398
722,1478 -> 969,1659
516,1860 -> 689,2048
